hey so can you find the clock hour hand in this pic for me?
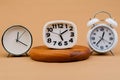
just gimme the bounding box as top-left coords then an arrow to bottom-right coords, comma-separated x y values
16,32 -> 19,42
102,32 -> 105,38
17,40 -> 28,46
61,30 -> 68,35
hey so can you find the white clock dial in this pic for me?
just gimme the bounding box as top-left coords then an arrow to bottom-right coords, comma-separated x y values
88,24 -> 118,53
2,25 -> 33,55
43,20 -> 77,49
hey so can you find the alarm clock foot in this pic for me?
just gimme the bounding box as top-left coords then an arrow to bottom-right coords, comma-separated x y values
25,53 -> 29,56
110,50 -> 114,56
7,53 -> 11,57
90,51 -> 94,54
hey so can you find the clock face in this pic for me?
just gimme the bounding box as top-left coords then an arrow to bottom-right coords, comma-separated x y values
43,20 -> 77,49
88,24 -> 118,53
2,25 -> 33,55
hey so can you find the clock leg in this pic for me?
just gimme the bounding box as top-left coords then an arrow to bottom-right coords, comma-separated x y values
90,50 -> 94,55
110,50 -> 114,56
7,53 -> 11,57
25,53 -> 29,56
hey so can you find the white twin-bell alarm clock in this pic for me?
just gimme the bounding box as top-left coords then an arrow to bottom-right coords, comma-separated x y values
87,11 -> 118,55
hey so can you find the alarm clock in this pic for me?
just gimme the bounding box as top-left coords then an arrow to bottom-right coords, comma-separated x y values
43,20 -> 77,49
87,11 -> 118,55
2,25 -> 33,56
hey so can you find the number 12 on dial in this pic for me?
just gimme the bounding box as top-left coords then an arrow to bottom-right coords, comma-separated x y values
43,20 -> 77,49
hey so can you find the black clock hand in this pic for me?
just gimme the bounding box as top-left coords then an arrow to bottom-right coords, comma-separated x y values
96,32 -> 105,45
17,40 -> 28,46
102,32 -> 105,38
16,32 -> 19,42
61,30 -> 68,35
60,35 -> 64,41
96,38 -> 102,46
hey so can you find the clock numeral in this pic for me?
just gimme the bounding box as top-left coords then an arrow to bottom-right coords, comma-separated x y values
100,46 -> 104,50
52,24 -> 57,29
109,42 -> 111,44
109,37 -> 114,40
58,24 -> 63,28
47,38 -> 52,43
58,42 -> 62,46
96,29 -> 99,32
64,41 -> 68,46
93,42 -> 96,44
93,33 -> 96,35
70,32 -> 74,37
91,37 -> 95,40
109,33 -> 112,35
106,45 -> 108,47
46,33 -> 50,37
69,26 -> 73,31
47,28 -> 53,32
69,38 -> 73,43
65,24 -> 68,28
53,41 -> 57,45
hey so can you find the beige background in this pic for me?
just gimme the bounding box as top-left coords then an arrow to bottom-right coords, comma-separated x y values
0,0 -> 120,80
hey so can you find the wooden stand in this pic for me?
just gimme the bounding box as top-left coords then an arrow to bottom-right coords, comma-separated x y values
29,45 -> 91,62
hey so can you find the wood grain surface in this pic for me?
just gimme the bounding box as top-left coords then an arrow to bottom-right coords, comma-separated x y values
29,45 -> 91,62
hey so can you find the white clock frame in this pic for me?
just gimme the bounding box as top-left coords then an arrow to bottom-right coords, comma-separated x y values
2,25 -> 33,56
87,24 -> 118,53
87,11 -> 118,55
43,20 -> 77,49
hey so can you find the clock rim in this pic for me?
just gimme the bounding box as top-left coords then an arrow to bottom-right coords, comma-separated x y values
43,20 -> 77,49
87,24 -> 118,53
1,25 -> 33,56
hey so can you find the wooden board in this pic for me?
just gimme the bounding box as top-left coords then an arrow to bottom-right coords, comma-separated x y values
29,45 -> 91,62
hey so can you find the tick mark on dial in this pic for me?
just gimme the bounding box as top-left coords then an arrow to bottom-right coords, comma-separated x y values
106,45 -> 108,47
109,33 -> 112,35
109,42 -> 111,44
93,33 -> 96,35
100,28 -> 104,31
91,37 -> 95,40
93,42 -> 96,44
100,46 -> 104,50
110,37 -> 114,40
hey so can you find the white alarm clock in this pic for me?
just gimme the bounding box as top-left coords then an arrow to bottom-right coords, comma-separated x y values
2,25 -> 33,56
87,11 -> 118,55
43,20 -> 77,49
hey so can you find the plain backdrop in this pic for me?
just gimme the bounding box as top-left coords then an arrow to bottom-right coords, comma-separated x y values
0,0 -> 120,80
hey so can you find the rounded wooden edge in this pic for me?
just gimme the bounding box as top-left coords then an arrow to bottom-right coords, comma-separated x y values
29,45 -> 91,62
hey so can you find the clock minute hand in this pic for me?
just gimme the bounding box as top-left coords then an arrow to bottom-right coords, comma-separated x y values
96,38 -> 102,46
17,40 -> 28,46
